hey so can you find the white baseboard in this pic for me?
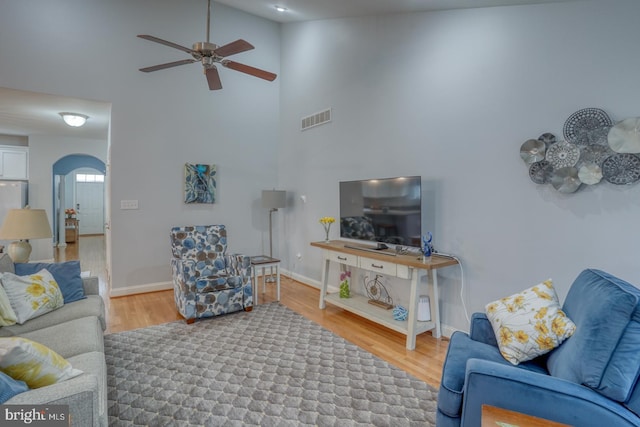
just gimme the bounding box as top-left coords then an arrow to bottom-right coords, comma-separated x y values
280,269 -> 319,288
440,324 -> 460,339
280,269 -> 338,293
110,281 -> 172,297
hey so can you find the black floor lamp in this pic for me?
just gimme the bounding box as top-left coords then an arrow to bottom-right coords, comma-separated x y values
262,190 -> 286,277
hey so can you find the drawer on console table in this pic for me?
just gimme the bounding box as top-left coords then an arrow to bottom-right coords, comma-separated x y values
324,250 -> 358,267
358,257 -> 397,276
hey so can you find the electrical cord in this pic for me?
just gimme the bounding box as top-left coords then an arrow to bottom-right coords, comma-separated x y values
434,251 -> 470,324
397,246 -> 471,324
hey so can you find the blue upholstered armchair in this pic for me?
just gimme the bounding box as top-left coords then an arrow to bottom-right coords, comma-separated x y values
170,225 -> 252,323
437,269 -> 640,427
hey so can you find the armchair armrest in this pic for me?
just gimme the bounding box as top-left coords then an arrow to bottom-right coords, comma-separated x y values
226,254 -> 252,277
469,313 -> 498,347
462,359 -> 640,427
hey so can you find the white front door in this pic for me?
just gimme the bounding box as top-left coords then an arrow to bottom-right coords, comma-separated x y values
76,181 -> 104,235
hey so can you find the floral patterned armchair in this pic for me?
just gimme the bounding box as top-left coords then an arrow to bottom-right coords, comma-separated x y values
170,225 -> 253,323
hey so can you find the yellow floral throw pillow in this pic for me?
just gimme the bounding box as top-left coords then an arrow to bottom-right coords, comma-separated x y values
0,285 -> 18,326
0,269 -> 64,324
485,279 -> 576,365
0,337 -> 83,388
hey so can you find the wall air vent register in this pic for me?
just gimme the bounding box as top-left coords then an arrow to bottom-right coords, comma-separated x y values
301,108 -> 331,131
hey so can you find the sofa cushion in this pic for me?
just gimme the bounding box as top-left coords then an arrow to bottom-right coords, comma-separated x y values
15,261 -> 86,304
0,269 -> 64,324
485,279 -> 576,365
0,337 -> 83,388
0,371 -> 28,403
547,269 -> 640,402
20,316 -> 104,358
0,295 -> 106,336
438,331 -> 547,417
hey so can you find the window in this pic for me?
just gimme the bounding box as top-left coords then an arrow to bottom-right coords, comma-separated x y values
76,173 -> 104,183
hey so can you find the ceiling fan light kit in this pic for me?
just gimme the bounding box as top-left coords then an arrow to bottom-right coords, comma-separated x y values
138,0 -> 277,90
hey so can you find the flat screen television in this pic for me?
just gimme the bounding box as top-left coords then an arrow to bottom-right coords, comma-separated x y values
339,176 -> 422,248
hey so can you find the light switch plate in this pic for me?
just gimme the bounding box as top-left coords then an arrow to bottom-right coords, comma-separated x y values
120,200 -> 138,210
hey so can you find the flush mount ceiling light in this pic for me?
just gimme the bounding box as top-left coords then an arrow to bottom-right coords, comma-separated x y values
274,5 -> 287,12
59,112 -> 89,127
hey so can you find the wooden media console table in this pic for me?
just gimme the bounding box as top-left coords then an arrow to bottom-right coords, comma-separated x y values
311,240 -> 459,350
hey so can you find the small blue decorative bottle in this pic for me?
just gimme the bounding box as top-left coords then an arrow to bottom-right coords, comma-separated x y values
422,232 -> 433,262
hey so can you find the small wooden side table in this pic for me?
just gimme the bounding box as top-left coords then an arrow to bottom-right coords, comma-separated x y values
482,405 -> 571,427
250,256 -> 280,304
65,218 -> 79,243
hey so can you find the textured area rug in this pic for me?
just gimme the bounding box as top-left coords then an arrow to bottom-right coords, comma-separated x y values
105,303 -> 437,426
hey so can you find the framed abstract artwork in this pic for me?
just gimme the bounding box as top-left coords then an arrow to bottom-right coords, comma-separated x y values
184,163 -> 216,204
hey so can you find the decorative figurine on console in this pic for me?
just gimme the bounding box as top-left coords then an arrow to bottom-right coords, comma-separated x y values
364,274 -> 393,309
339,271 -> 351,298
422,232 -> 433,262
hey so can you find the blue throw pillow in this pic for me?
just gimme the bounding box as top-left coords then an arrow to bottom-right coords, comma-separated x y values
0,371 -> 28,403
14,261 -> 86,304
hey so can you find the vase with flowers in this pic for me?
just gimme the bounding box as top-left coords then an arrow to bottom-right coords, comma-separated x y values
65,208 -> 77,219
319,216 -> 335,242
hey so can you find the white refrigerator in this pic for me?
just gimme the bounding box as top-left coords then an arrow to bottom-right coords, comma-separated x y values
0,181 -> 28,252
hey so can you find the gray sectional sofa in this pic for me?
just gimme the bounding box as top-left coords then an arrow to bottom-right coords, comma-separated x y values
0,253 -> 107,427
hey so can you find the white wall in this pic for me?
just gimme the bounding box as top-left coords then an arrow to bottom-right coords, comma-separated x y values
0,0 -> 281,290
279,0 -> 640,333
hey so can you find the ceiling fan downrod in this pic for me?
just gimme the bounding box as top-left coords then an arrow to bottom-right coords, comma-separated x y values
206,0 -> 211,44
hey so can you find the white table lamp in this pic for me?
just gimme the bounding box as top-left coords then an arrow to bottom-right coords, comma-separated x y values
0,207 -> 53,262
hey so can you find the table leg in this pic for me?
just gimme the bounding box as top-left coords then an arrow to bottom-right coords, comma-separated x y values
276,263 -> 281,301
406,268 -> 419,350
319,256 -> 330,309
252,266 -> 258,305
430,269 -> 441,338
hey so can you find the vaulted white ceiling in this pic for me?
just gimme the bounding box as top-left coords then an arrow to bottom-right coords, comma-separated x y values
0,0 -> 577,140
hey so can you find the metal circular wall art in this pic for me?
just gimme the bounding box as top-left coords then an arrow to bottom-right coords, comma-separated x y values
563,108 -> 613,145
602,153 -> 640,185
519,108 -> 640,193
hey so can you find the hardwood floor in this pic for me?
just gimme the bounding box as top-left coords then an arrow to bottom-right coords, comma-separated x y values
55,236 -> 449,389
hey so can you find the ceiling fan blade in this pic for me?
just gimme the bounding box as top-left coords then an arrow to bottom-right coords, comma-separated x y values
205,66 -> 222,90
213,39 -> 254,58
137,35 -> 195,54
222,60 -> 277,82
139,59 -> 196,72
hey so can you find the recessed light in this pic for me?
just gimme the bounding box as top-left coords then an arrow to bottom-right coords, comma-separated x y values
274,5 -> 287,12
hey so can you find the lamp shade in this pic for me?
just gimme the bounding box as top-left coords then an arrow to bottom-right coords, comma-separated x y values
0,208 -> 52,240
262,190 -> 286,209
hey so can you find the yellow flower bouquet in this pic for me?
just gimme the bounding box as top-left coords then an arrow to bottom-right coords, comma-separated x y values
319,216 -> 335,242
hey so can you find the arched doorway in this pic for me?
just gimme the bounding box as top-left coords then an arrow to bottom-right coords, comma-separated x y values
52,154 -> 106,246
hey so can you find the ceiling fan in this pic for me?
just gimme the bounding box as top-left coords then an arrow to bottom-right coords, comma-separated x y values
137,0 -> 277,90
